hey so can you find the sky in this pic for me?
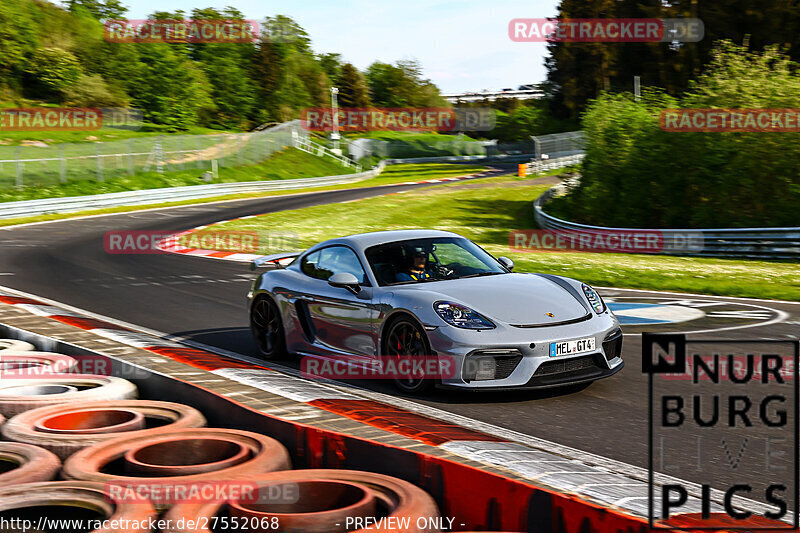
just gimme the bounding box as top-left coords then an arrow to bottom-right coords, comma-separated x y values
99,0 -> 560,93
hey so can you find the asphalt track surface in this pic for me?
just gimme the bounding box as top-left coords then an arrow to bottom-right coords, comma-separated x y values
1,169 -> 799,506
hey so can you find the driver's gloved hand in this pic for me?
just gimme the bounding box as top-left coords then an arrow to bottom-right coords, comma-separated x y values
435,265 -> 453,278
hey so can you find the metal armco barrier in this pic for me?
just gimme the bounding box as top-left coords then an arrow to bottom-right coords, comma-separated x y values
0,163 -> 385,220
526,153 -> 585,175
534,186 -> 800,259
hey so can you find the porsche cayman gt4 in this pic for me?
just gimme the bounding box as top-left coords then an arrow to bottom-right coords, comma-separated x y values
248,229 -> 623,393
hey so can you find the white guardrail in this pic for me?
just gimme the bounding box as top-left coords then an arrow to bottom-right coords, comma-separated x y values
0,162 -> 386,220
0,143 -> 539,221
534,186 -> 800,259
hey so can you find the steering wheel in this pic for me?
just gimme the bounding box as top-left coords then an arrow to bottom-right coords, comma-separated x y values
436,262 -> 463,279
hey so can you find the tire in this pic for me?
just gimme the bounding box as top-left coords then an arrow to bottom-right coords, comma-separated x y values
250,296 -> 286,360
62,428 -> 292,509
0,351 -> 78,377
3,400 -> 206,460
0,375 -> 138,417
383,315 -> 435,394
162,469 -> 439,533
0,481 -> 156,529
0,340 -> 35,352
0,442 -> 61,485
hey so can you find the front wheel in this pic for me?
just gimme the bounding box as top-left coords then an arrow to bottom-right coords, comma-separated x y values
384,317 -> 434,394
250,296 -> 286,360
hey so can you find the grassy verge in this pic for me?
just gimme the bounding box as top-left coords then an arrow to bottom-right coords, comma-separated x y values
0,126 -> 224,146
0,162 -> 491,228
209,175 -> 800,302
0,148 -> 354,203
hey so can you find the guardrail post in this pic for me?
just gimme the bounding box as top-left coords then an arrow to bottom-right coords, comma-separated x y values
96,143 -> 104,181
14,147 -> 22,188
59,144 -> 66,183
196,136 -> 202,169
127,139 -> 134,175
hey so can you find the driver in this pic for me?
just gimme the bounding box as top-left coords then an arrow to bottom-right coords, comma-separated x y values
395,246 -> 434,282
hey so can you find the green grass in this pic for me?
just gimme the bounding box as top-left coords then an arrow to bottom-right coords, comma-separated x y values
0,162 -> 490,227
209,175 -> 800,302
0,148 -> 354,203
0,126 -> 224,146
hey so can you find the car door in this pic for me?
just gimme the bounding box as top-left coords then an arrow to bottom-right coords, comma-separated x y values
298,245 -> 378,357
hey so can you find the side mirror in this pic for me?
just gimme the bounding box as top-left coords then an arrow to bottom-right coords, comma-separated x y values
328,272 -> 361,294
497,256 -> 514,271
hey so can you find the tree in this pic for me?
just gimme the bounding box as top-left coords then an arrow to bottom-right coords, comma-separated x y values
128,43 -> 213,129
318,53 -> 342,82
366,59 -> 446,108
189,7 -> 257,128
336,63 -> 370,107
67,0 -> 127,20
24,47 -> 83,100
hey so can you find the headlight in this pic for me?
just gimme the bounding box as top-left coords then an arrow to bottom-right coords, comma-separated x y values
434,301 -> 495,329
582,283 -> 606,314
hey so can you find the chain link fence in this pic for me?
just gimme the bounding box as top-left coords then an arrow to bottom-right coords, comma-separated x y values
346,135 -> 487,162
0,121 -> 305,189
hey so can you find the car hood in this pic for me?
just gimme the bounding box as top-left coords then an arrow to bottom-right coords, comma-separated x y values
397,273 -> 590,326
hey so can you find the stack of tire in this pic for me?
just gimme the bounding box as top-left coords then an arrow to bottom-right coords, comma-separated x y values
0,342 -> 452,533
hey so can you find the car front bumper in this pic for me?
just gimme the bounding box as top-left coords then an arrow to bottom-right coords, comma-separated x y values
425,311 -> 624,389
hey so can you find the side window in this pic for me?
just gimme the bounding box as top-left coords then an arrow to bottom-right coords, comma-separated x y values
300,250 -> 320,278
302,246 -> 367,284
319,246 -> 367,283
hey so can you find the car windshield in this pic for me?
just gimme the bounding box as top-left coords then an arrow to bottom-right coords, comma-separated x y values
365,237 -> 507,286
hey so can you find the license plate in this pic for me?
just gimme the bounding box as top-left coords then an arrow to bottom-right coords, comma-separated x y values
550,337 -> 596,357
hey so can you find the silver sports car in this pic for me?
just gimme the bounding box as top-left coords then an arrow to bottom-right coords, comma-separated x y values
248,229 -> 623,393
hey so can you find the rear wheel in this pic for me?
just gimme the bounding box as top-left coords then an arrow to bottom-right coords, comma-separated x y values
250,296 -> 286,360
384,317 -> 434,394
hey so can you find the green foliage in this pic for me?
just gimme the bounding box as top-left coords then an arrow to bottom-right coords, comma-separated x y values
25,47 -> 83,99
127,44 -> 213,130
63,74 -> 129,106
546,0 -> 800,119
0,2 -> 446,132
67,0 -> 126,20
366,60 -> 447,108
550,42 -> 800,228
336,63 -> 371,108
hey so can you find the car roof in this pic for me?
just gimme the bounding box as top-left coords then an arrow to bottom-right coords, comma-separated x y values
314,229 -> 462,251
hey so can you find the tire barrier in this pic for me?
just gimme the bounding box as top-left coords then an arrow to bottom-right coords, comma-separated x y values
0,339 -> 35,352
0,375 -> 137,417
0,344 -> 651,532
2,400 -> 206,459
0,480 -> 156,530
0,351 -> 78,376
0,442 -> 61,485
163,469 -> 440,533
62,428 -> 292,484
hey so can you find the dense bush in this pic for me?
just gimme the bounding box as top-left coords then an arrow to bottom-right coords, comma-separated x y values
550,42 -> 800,228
